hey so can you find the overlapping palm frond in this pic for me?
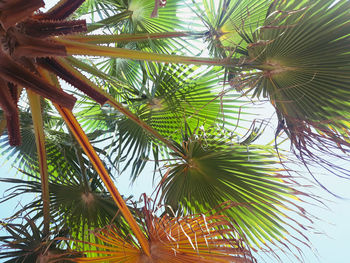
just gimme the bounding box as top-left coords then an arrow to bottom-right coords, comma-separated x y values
76,0 -> 192,88
135,64 -> 242,140
161,125 -> 312,252
105,64 -> 246,180
0,218 -> 81,263
193,0 -> 272,58
80,0 -> 186,34
70,198 -> 256,263
233,0 -> 350,177
0,106 -> 108,177
0,167 -> 132,244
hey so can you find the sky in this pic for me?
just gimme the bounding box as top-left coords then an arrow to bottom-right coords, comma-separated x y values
1,0 -> 350,262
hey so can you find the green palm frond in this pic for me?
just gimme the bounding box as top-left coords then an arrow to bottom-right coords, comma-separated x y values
81,0 -> 186,33
161,126 -> 311,251
0,106 -> 110,177
105,64 -> 246,180
135,64 -> 244,141
194,0 -> 272,58
234,0 -> 350,174
0,169 -> 131,243
0,218 -> 81,263
75,0 -> 196,88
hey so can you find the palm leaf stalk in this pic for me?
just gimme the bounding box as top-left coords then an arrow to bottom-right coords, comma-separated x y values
37,66 -> 151,257
55,37 -> 238,67
64,31 -> 196,44
55,103 -> 152,257
27,90 -> 51,236
70,197 -> 256,263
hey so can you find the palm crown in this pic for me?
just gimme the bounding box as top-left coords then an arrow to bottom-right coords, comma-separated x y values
0,0 -> 349,262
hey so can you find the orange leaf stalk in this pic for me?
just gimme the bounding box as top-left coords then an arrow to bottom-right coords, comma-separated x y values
27,90 -> 50,236
39,61 -> 150,258
55,105 -> 151,258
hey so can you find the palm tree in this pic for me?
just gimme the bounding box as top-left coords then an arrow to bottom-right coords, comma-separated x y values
0,0 -> 349,261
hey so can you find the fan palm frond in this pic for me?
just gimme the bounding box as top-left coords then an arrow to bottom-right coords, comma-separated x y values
194,0 -> 272,58
235,0 -> 350,177
161,126 -> 312,252
81,0 -> 186,33
0,168 -> 131,243
0,107 -> 108,177
106,64 -> 246,180
0,218 -> 81,263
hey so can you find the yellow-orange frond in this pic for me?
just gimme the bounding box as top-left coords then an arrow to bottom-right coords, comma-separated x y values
73,204 -> 255,263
